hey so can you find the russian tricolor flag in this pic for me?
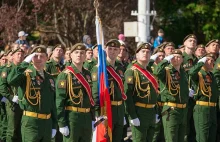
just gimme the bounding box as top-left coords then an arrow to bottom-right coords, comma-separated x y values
92,9 -> 112,142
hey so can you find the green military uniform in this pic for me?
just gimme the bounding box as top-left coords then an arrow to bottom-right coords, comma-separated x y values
213,56 -> 220,142
7,47 -> 57,142
150,47 -> 165,142
0,65 -> 7,142
0,47 -> 25,142
7,62 -> 57,141
92,39 -> 125,142
182,34 -> 198,142
64,60 -> 72,67
154,50 -> 189,142
56,43 -> 94,142
189,54 -> 218,142
124,43 -> 158,142
45,59 -> 65,81
83,57 -> 98,71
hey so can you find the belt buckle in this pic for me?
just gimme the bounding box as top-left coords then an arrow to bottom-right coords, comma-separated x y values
117,101 -> 120,105
85,108 -> 89,113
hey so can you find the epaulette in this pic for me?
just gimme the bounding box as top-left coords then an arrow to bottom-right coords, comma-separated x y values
6,64 -> 11,68
132,60 -> 137,64
63,69 -> 70,74
165,67 -> 171,70
130,66 -> 136,71
25,69 -> 33,73
88,60 -> 92,63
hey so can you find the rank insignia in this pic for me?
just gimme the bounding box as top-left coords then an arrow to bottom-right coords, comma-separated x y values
1,72 -> 7,78
92,73 -> 97,81
126,76 -> 133,84
58,80 -> 66,88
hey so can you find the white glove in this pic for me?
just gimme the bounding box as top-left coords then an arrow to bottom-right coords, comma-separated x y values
155,114 -> 160,123
130,118 -> 140,126
51,129 -> 57,138
1,97 -> 7,103
59,126 -> 69,136
12,96 -> 18,104
164,55 -> 174,62
150,53 -> 159,61
189,88 -> 195,98
24,53 -> 36,63
198,57 -> 207,63
123,117 -> 127,125
92,121 -> 95,131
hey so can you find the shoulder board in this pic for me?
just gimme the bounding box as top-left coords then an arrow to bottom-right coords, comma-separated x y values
63,69 -> 71,74
132,60 -> 137,64
25,69 -> 33,73
165,67 -> 171,70
130,66 -> 136,71
88,60 -> 92,63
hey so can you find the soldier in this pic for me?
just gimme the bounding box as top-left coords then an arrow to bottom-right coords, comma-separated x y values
0,52 -> 8,142
194,44 -> 206,59
150,47 -> 165,142
124,42 -> 158,142
0,47 -> 24,142
92,39 -> 127,142
182,34 -> 197,142
56,43 -> 95,142
7,46 -> 57,142
83,44 -> 98,71
162,42 -> 175,57
64,47 -> 71,67
205,39 -> 219,55
45,44 -> 65,81
210,39 -> 220,141
154,49 -> 189,142
117,40 -> 129,70
189,53 -> 218,142
85,47 -> 93,60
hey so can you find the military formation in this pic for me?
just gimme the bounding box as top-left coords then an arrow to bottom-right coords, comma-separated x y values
0,33 -> 220,142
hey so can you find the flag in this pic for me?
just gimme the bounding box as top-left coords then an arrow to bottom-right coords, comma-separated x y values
92,12 -> 112,142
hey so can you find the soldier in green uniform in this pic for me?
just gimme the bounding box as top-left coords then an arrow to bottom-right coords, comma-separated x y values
124,42 -> 158,142
189,53 -> 218,142
182,34 -> 197,142
45,44 -> 65,81
194,44 -> 206,59
83,44 -> 98,71
64,47 -> 72,67
0,47 -> 24,142
85,47 -> 93,61
7,46 -> 57,142
154,49 -> 189,142
117,40 -> 129,71
56,43 -> 95,142
92,39 -> 126,142
150,47 -> 165,142
162,42 -> 175,57
209,39 -> 220,141
205,39 -> 219,55
0,52 -> 8,142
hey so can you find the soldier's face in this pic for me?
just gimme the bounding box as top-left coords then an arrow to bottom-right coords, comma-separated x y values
171,54 -> 183,66
164,46 -> 174,56
12,51 -> 24,64
32,53 -> 48,68
205,57 -> 214,70
105,46 -> 120,60
155,52 -> 165,63
0,56 -> 7,66
53,48 -> 64,58
86,50 -> 93,60
136,49 -> 150,63
117,46 -> 127,60
206,43 -> 219,54
64,50 -> 71,61
195,48 -> 206,57
184,38 -> 197,49
93,47 -> 98,58
71,50 -> 86,64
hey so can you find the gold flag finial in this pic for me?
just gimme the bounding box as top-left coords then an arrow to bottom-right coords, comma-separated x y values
94,0 -> 99,16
